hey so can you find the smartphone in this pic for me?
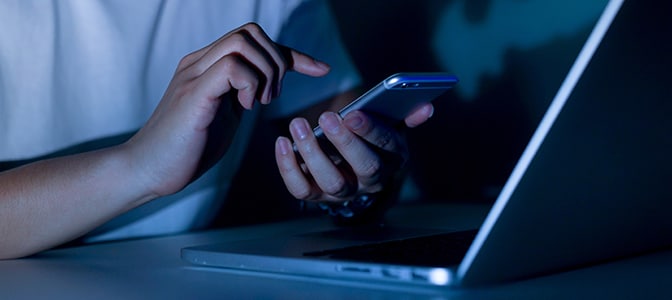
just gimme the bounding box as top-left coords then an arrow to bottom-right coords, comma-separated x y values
314,72 -> 458,138
293,72 -> 459,154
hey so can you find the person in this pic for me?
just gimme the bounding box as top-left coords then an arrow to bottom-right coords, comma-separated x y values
0,0 -> 435,259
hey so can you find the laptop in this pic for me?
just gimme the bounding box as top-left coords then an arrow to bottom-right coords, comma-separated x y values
181,0 -> 672,288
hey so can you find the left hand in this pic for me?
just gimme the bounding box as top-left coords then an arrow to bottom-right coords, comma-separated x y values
275,103 -> 434,203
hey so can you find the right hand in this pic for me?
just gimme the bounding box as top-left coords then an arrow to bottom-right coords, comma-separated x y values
124,22 -> 330,199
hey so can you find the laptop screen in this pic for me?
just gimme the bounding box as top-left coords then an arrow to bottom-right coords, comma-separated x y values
459,0 -> 672,285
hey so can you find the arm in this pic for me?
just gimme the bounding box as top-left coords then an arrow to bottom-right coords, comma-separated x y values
0,146 -> 150,259
0,23 -> 329,259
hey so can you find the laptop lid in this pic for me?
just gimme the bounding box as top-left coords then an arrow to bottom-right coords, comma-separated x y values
182,0 -> 672,288
457,0 -> 672,285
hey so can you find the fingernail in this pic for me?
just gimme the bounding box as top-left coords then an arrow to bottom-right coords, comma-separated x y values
291,119 -> 310,140
320,112 -> 340,134
344,114 -> 364,130
276,137 -> 290,155
314,59 -> 331,72
426,104 -> 435,118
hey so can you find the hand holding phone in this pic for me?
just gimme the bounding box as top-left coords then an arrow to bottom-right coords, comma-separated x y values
289,72 -> 457,221
294,72 -> 458,154
314,72 -> 458,138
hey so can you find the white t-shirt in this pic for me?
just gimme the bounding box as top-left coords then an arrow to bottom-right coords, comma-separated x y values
0,0 -> 361,242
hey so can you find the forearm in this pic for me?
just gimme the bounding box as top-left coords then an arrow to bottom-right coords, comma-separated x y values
0,144 -> 154,259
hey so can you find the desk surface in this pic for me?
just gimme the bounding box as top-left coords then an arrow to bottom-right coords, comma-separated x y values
1,203 -> 670,299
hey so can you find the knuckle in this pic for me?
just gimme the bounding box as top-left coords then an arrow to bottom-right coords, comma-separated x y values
276,160 -> 294,174
242,22 -> 262,33
171,78 -> 198,99
359,158 -> 382,179
177,53 -> 205,77
332,130 -> 356,147
227,33 -> 248,51
323,177 -> 348,197
177,52 -> 196,69
375,130 -> 395,149
219,55 -> 239,69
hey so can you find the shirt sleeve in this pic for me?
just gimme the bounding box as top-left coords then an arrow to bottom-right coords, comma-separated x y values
263,0 -> 362,119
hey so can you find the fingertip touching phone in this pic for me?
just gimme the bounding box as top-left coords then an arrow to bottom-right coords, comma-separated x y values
293,72 -> 459,154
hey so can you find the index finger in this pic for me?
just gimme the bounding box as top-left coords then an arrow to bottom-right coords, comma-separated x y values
278,45 -> 331,77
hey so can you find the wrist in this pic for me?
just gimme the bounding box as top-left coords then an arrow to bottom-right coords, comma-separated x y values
113,143 -> 160,205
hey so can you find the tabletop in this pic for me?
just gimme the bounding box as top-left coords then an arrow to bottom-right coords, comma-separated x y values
1,203 -> 670,300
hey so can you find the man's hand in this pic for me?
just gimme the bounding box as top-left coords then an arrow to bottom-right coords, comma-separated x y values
275,103 -> 434,205
126,22 -> 331,199
0,22 -> 331,259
